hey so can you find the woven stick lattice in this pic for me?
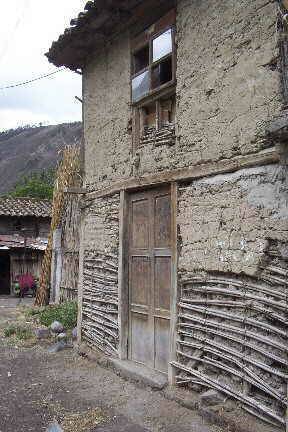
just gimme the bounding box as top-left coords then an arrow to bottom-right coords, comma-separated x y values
35,146 -> 80,306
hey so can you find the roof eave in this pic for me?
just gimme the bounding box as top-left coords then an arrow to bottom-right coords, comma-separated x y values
47,0 -> 177,70
46,0 -> 148,70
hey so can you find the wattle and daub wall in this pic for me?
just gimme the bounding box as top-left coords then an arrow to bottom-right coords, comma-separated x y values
176,165 -> 288,427
81,195 -> 120,355
80,0 -> 287,428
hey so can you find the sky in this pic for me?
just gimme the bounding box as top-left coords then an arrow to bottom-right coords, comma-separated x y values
0,0 -> 87,131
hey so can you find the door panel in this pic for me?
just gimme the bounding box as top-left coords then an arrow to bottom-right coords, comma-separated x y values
154,195 -> 171,248
154,317 -> 170,372
131,198 -> 149,249
154,256 -> 171,312
130,256 -> 150,306
130,312 -> 152,364
128,186 -> 172,373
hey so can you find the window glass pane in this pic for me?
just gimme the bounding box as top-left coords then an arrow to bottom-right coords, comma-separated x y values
153,28 -> 172,62
133,45 -> 149,74
151,56 -> 172,89
132,70 -> 150,102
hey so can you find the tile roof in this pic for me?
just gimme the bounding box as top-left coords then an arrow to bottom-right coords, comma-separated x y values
0,235 -> 48,251
0,198 -> 52,218
46,0 -> 148,70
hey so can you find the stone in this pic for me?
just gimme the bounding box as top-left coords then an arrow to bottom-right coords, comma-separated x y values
47,341 -> 67,354
56,332 -> 67,341
46,421 -> 63,431
72,327 -> 77,340
50,321 -> 64,334
266,110 -> 288,138
34,328 -> 50,339
110,359 -> 168,390
200,389 -> 226,407
189,384 -> 203,393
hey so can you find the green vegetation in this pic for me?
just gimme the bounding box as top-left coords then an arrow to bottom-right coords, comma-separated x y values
25,307 -> 45,317
8,169 -> 55,200
27,301 -> 78,329
4,324 -> 33,340
4,325 -> 17,337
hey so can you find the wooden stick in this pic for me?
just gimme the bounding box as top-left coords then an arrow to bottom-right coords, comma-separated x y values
181,299 -> 286,322
242,406 -> 281,428
181,286 -> 287,311
178,302 -> 287,337
178,313 -> 287,352
182,277 -> 287,301
178,323 -> 288,366
176,350 -> 285,403
82,295 -> 118,305
83,304 -> 118,324
170,361 -> 285,425
177,334 -> 288,379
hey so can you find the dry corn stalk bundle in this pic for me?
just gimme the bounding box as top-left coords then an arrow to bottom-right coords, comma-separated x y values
35,146 -> 81,306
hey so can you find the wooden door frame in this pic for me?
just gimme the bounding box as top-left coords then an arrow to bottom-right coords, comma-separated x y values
168,182 -> 178,384
118,189 -> 129,360
118,183 -> 178,384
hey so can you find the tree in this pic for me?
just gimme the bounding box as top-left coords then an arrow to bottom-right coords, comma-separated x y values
9,169 -> 55,200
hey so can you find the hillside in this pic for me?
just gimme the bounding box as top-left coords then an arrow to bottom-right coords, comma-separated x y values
0,122 -> 82,194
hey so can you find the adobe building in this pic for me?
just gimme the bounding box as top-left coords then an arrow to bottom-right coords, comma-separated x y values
0,197 -> 51,295
47,1 -> 288,428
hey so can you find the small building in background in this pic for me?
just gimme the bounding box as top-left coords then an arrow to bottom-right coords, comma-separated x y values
50,190 -> 82,304
0,197 -> 51,295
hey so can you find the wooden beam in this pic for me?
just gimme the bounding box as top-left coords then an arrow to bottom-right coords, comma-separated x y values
85,147 -> 280,201
64,187 -> 87,194
76,213 -> 86,346
168,182 -> 178,385
118,190 -> 129,360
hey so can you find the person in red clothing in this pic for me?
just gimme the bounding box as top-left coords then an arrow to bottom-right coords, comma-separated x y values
18,273 -> 35,298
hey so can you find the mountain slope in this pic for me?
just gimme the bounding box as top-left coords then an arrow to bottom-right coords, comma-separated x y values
0,122 -> 82,194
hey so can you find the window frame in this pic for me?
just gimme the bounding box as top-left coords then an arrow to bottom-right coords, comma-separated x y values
131,11 -> 176,106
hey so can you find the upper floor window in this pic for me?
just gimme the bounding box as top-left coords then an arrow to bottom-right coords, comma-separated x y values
131,11 -> 176,104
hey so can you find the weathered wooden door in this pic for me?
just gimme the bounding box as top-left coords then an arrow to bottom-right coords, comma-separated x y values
128,186 -> 172,373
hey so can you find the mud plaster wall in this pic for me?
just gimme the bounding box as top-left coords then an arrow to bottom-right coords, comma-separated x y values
176,164 -> 288,427
83,32 -> 132,192
81,194 -> 120,355
175,0 -> 281,165
178,164 -> 288,276
83,0 -> 281,191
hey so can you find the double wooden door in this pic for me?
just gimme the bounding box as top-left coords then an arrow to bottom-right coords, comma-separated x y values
128,186 -> 172,373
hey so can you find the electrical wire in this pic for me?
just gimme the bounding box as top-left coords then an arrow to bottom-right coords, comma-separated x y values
0,68 -> 66,91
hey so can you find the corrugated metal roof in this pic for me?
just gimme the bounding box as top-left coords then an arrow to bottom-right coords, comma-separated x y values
0,198 -> 52,218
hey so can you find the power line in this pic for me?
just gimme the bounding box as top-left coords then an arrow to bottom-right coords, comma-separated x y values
0,68 -> 66,91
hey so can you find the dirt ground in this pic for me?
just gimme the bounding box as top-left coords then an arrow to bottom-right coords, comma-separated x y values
0,296 -> 225,432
